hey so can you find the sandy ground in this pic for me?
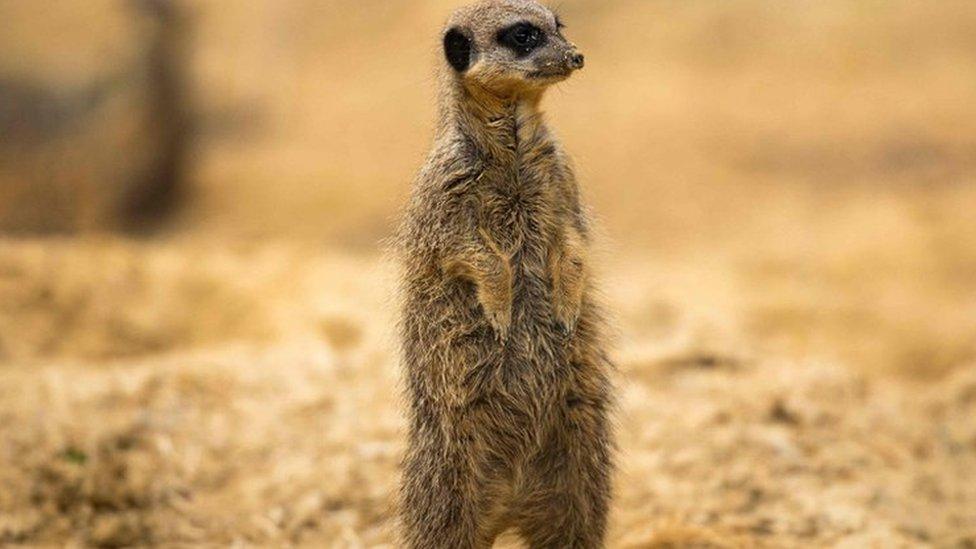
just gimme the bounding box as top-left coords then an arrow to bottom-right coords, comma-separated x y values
2,0 -> 976,546
0,237 -> 974,547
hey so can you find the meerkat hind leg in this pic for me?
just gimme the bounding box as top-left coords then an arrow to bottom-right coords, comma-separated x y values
401,444 -> 509,549
512,408 -> 612,548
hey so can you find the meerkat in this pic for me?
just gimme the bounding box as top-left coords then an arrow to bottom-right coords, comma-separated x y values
395,1 -> 614,547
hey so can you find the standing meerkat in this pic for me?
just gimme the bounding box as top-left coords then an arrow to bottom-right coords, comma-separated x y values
395,1 -> 614,547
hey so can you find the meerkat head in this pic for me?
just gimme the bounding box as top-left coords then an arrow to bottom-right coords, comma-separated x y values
442,0 -> 585,97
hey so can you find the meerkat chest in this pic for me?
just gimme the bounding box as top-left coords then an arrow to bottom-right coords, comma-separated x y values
478,165 -> 559,253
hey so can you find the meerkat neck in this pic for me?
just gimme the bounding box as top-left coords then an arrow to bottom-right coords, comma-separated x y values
439,77 -> 549,161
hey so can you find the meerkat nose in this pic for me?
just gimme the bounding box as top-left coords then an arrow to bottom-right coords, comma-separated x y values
566,51 -> 585,70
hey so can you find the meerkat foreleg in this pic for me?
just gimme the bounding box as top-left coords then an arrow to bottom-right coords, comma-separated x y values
549,227 -> 587,334
444,232 -> 514,340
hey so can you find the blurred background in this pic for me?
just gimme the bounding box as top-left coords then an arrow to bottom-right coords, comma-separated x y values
1,0 -> 974,546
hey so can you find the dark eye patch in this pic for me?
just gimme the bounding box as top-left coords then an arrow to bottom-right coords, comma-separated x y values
497,22 -> 545,57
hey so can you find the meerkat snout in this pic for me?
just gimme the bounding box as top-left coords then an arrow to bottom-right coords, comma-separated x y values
566,50 -> 585,70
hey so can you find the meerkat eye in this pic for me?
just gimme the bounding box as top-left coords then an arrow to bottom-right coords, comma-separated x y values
512,26 -> 538,46
498,23 -> 544,56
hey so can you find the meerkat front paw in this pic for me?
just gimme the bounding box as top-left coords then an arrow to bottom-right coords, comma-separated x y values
475,252 -> 513,341
549,228 -> 587,337
551,252 -> 585,336
551,292 -> 582,336
443,244 -> 513,341
477,282 -> 512,340
482,300 -> 513,341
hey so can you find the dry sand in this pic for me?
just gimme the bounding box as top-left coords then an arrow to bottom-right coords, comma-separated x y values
0,236 -> 973,547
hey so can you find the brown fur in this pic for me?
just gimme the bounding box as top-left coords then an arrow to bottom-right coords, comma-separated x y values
394,1 -> 614,547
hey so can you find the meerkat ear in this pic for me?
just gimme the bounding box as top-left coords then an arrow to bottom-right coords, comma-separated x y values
444,27 -> 473,73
